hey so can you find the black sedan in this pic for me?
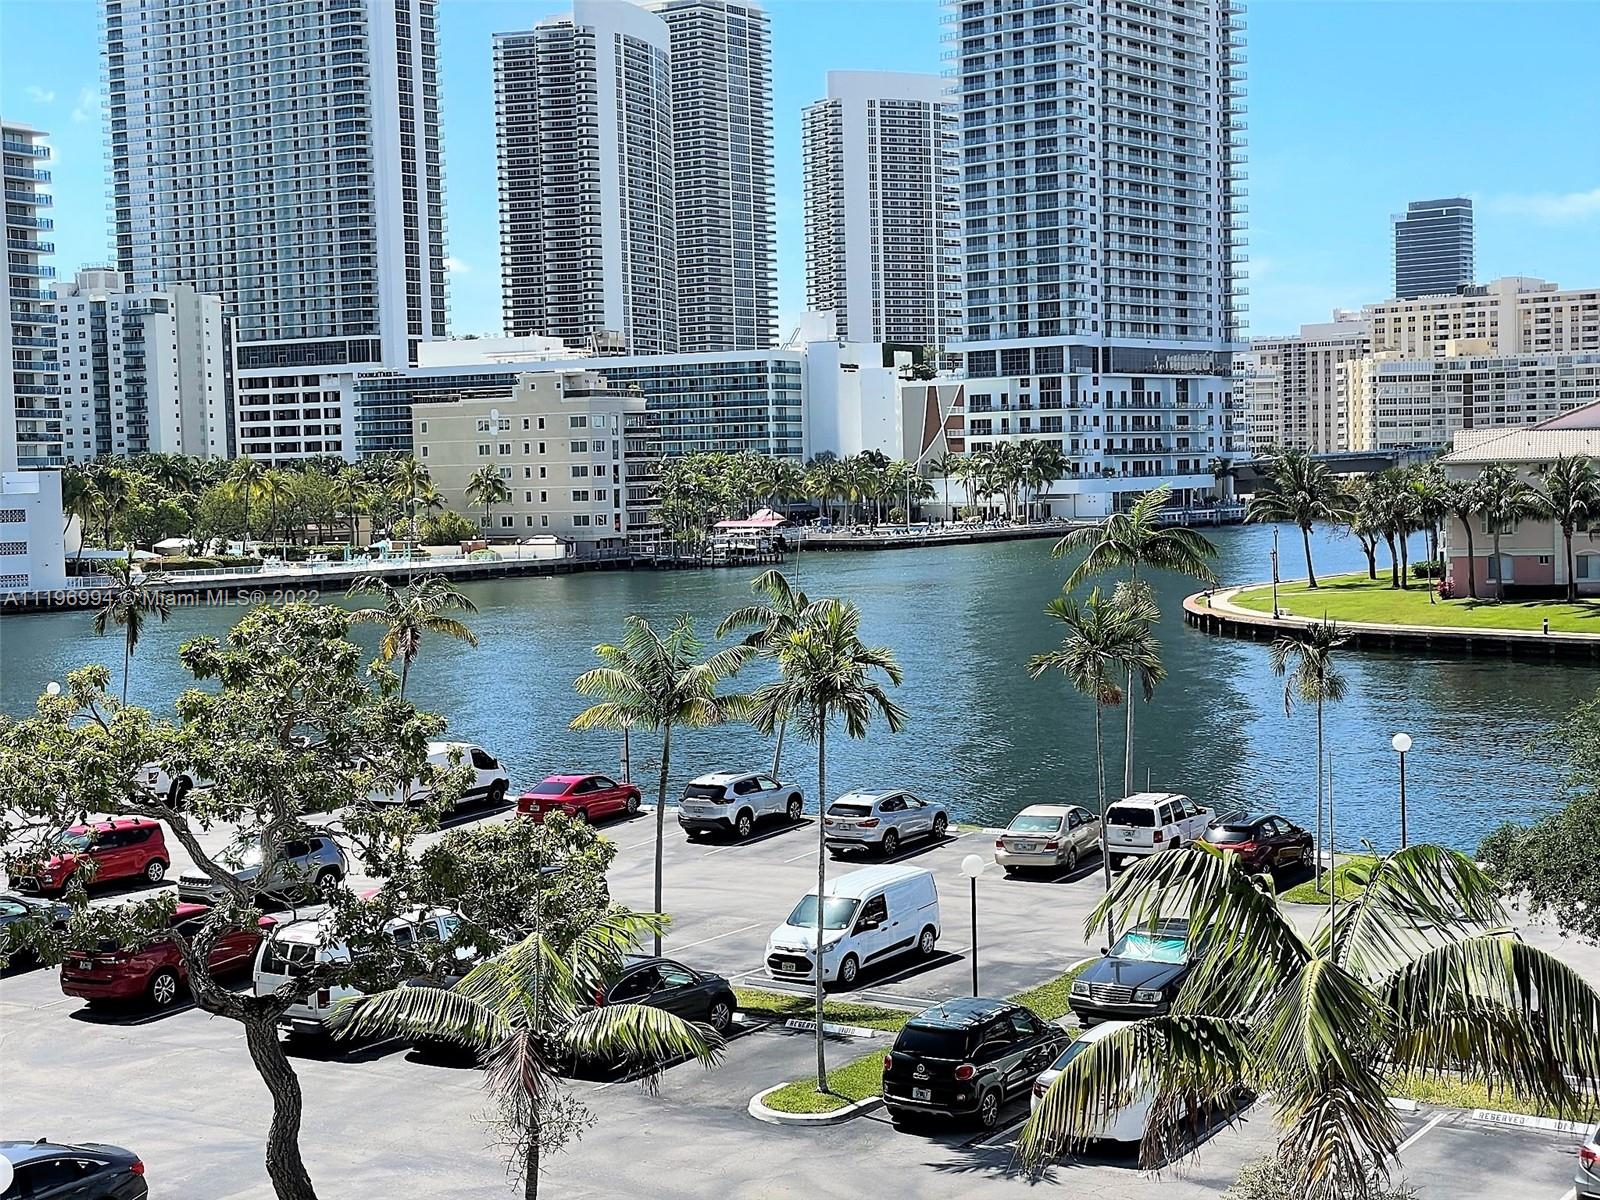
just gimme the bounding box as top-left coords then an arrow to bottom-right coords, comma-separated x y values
1068,918 -> 1198,1026
1200,811 -> 1314,873
600,955 -> 737,1035
0,892 -> 70,970
1,1139 -> 147,1199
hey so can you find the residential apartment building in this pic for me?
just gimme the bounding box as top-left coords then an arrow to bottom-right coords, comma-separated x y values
4,121 -> 59,469
650,0 -> 777,352
802,71 -> 960,351
412,368 -> 661,551
949,0 -> 1248,517
104,0 -> 448,462
1439,401 -> 1600,598
54,269 -> 229,461
1237,314 -> 1371,454
1363,276 -> 1600,359
494,3 -> 678,353
1392,198 -> 1473,301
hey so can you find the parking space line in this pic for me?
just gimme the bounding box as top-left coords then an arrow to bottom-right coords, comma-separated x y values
972,1116 -> 1027,1150
700,823 -> 811,857
668,920 -> 764,952
1397,1111 -> 1448,1153
780,830 -> 968,865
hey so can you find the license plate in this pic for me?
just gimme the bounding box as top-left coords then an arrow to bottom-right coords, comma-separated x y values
913,1087 -> 932,1101
1120,830 -> 1136,842
75,958 -> 93,970
779,962 -> 802,973
1012,841 -> 1036,852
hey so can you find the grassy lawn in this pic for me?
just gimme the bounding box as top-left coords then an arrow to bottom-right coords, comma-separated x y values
735,987 -> 912,1034
1278,855 -> 1377,904
1230,572 -> 1600,635
759,961 -> 1095,1115
1392,1072 -> 1600,1122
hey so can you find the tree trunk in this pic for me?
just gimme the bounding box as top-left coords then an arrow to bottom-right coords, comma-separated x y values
770,717 -> 787,778
621,726 -> 631,783
1301,523 -> 1319,589
654,723 -> 671,957
1385,532 -> 1399,588
243,1015 -> 318,1200
122,634 -> 132,704
1565,527 -> 1577,602
1463,523 -> 1478,599
1398,528 -> 1410,589
1491,531 -> 1503,600
1327,738 -> 1337,936
523,1111 -> 540,1200
814,716 -> 829,1094
1122,663 -> 1134,798
1315,699 -> 1325,895
1362,538 -> 1377,581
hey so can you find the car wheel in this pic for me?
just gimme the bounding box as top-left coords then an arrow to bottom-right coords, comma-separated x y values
708,998 -> 735,1034
1064,846 -> 1079,873
314,866 -> 341,895
169,776 -> 192,808
932,814 -> 948,839
686,829 -> 703,842
976,1089 -> 1001,1129
735,811 -> 754,840
786,795 -> 803,822
567,807 -> 587,824
917,926 -> 937,957
625,792 -> 641,815
148,968 -> 181,1009
837,954 -> 859,988
144,859 -> 168,884
487,779 -> 508,806
1002,866 -> 1017,878
1168,839 -> 1182,852
881,829 -> 900,857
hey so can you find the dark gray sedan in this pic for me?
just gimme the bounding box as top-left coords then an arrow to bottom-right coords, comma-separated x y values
599,955 -> 737,1035
1,1138 -> 148,1199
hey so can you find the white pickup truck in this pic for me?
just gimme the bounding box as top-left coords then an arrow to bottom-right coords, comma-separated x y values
1102,792 -> 1211,866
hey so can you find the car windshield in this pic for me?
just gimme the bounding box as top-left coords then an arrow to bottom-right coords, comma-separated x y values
52,830 -> 94,853
1110,929 -> 1189,965
529,781 -> 570,796
1207,825 -> 1256,845
787,896 -> 860,930
1105,806 -> 1155,827
1007,814 -> 1062,833
828,802 -> 873,817
683,783 -> 727,801
894,1025 -> 972,1058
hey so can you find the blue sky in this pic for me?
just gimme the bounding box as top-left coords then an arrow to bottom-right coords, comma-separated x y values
4,0 -> 1598,340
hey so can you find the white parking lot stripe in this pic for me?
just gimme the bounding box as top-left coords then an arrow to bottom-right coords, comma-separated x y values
1397,1111 -> 1448,1153
668,920 -> 765,952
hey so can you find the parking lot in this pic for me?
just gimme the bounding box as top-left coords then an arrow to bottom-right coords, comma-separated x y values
3,802 -> 1594,1198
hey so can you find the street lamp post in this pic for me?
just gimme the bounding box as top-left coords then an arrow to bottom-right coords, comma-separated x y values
1391,732 -> 1412,848
960,854 -> 985,996
1271,525 -> 1281,618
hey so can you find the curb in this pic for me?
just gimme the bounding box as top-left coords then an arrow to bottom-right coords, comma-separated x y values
748,1083 -> 884,1127
1469,1107 -> 1593,1135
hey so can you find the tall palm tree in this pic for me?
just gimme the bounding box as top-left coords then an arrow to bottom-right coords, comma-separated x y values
1054,485 -> 1216,795
927,453 -> 960,520
335,909 -> 723,1200
1438,476 -> 1484,599
89,463 -> 131,548
61,465 -> 98,563
91,558 -> 173,702
1021,439 -> 1069,522
391,455 -> 434,540
716,569 -> 813,775
1027,586 -> 1163,894
1476,462 -> 1533,600
257,469 -> 293,549
1246,449 -> 1345,588
1406,462 -> 1450,567
466,464 -> 513,533
748,600 -> 907,1092
1528,455 -> 1600,603
227,455 -> 265,550
571,616 -> 751,955
1020,845 -> 1600,1198
347,573 -> 479,697
1340,477 -> 1384,582
330,468 -> 365,548
1369,469 -> 1420,589
1269,619 -> 1348,902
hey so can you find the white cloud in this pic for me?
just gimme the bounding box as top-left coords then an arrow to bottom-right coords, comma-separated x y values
444,256 -> 471,274
25,86 -> 56,104
71,87 -> 99,123
1485,188 -> 1600,224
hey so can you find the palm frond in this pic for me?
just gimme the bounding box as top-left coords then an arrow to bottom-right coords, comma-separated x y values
332,982 -> 506,1049
560,1001 -> 725,1072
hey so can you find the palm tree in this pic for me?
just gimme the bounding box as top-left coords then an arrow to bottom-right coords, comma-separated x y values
571,616 -> 751,955
391,455 -> 433,540
1053,485 -> 1216,796
748,599 -> 907,1092
91,558 -> 173,702
1020,439 -> 1069,522
330,468 -> 365,548
89,463 -> 131,548
1476,462 -> 1533,600
61,465 -> 98,564
466,464 -> 513,533
1020,845 -> 1600,1197
1528,455 -> 1600,602
1407,462 -> 1450,567
1340,478 -> 1384,582
257,469 -> 293,549
1365,469 -> 1418,589
1438,476 -> 1484,599
1026,586 -> 1163,894
335,908 -> 723,1200
1269,620 -> 1348,902
1247,449 -> 1345,588
227,456 -> 265,551
347,573 -> 479,697
925,452 -> 959,520
716,569 -> 813,776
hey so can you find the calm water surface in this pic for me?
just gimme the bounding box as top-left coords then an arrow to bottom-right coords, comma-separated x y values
2,525 -> 1592,853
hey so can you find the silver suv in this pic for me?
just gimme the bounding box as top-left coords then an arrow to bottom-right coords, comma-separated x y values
177,835 -> 348,904
824,790 -> 949,858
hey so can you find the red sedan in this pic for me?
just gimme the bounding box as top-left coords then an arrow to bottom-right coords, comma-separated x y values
60,902 -> 273,1010
517,774 -> 641,823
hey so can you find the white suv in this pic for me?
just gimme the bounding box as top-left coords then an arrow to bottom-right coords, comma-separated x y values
678,771 -> 803,840
1103,792 -> 1211,866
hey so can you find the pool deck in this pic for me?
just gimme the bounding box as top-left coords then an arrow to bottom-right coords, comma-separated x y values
1185,583 -> 1600,661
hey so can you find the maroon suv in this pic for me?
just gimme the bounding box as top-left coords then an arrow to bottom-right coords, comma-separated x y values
9,817 -> 170,895
60,902 -> 273,1009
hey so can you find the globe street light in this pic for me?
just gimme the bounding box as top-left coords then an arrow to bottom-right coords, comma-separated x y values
960,853 -> 986,996
45,681 -> 62,697
1391,732 -> 1412,849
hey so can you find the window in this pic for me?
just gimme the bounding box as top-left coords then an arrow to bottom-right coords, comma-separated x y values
656,961 -> 697,989
571,465 -> 589,478
477,443 -> 490,456
1578,554 -> 1598,581
418,421 -> 428,434
498,443 -> 511,455
470,748 -> 499,770
522,418 -> 531,430
609,967 -> 659,1002
571,440 -> 588,453
540,515 -> 549,527
569,415 -> 587,429
572,490 -> 590,502
856,894 -> 889,930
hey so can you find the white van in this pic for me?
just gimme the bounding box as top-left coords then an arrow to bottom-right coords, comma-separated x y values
254,906 -> 467,1037
367,741 -> 509,812
765,864 -> 940,989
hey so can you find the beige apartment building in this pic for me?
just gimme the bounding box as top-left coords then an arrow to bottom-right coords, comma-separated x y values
1240,315 -> 1371,454
412,368 -> 661,552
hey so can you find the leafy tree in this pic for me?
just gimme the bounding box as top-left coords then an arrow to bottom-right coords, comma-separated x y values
90,558 -> 173,701
347,574 -> 480,698
1528,455 -> 1600,602
1437,477 -> 1484,599
1019,845 -> 1600,1199
1475,463 -> 1533,599
1247,449 -> 1345,588
748,599 -> 907,1091
570,615 -> 751,955
0,606 -> 456,1200
716,569 -> 813,775
1269,620 -> 1348,901
1225,1153 -> 1415,1200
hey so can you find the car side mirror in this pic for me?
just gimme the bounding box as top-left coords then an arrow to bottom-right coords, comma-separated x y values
1099,946 -> 1108,955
